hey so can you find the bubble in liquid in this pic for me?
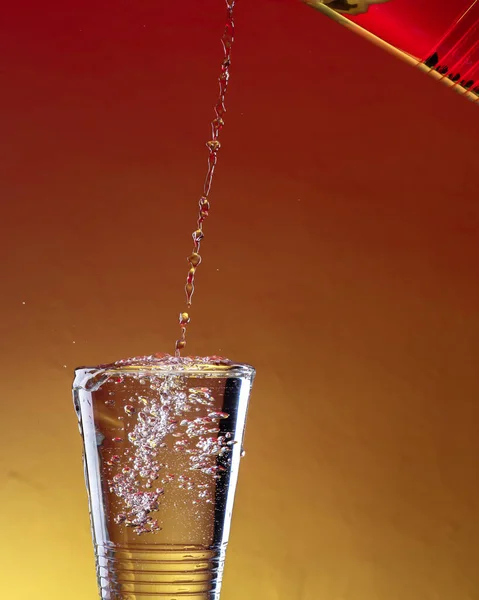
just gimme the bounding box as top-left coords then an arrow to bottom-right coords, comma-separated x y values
125,405 -> 135,416
187,268 -> 196,283
199,197 -> 210,214
112,437 -> 123,443
208,411 -> 229,419
212,117 -> 224,133
107,372 -> 241,535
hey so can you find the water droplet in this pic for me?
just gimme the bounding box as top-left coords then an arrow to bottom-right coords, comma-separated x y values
125,405 -> 135,416
206,140 -> 221,152
188,253 -> 202,267
179,312 -> 190,326
215,101 -> 225,118
176,340 -> 186,350
192,229 -> 204,243
241,449 -> 246,458
219,71 -> 229,84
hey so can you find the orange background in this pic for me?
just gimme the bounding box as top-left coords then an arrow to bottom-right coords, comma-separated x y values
1,1 -> 479,599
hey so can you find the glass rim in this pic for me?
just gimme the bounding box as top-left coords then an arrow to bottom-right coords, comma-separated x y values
73,355 -> 255,390
74,363 -> 255,375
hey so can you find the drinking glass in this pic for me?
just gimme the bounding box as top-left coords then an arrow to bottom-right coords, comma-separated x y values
73,354 -> 255,599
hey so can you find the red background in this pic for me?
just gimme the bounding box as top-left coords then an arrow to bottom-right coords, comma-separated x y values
1,1 -> 478,599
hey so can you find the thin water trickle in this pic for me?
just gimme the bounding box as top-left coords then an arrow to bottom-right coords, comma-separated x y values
175,0 -> 237,356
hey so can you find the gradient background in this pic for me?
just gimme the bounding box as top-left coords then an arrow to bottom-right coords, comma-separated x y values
1,1 -> 479,599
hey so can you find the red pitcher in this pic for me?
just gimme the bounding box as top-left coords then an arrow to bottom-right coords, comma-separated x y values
303,0 -> 479,102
